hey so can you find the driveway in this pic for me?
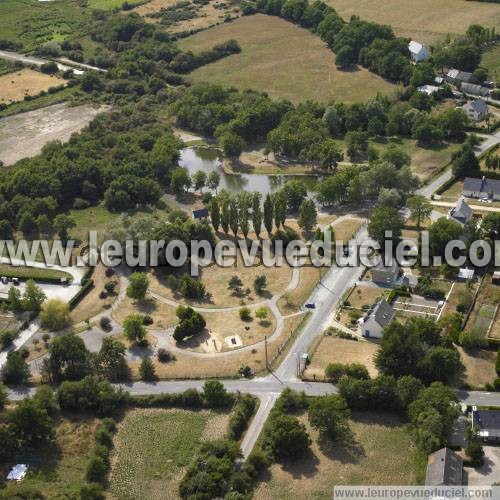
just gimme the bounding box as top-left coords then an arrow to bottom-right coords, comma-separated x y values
467,446 -> 500,485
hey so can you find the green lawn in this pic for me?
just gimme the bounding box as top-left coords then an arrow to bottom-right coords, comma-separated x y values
110,409 -> 228,500
482,44 -> 500,82
0,263 -> 72,282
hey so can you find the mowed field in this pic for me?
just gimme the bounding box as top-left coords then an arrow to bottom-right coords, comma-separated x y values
109,409 -> 229,500
328,0 -> 500,45
482,44 -> 500,82
179,14 -> 396,104
0,68 -> 66,104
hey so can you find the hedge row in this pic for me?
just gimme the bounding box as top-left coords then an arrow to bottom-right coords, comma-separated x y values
68,279 -> 94,310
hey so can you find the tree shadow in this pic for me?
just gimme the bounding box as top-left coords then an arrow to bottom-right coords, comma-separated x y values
177,328 -> 212,350
318,431 -> 366,464
279,447 -> 320,479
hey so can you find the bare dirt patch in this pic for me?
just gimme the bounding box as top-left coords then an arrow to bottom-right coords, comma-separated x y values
453,347 -> 496,389
0,68 -> 66,105
304,335 -> 379,381
0,102 -> 108,166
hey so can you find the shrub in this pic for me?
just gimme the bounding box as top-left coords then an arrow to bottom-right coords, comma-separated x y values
142,314 -> 153,325
86,455 -> 107,483
157,348 -> 172,362
100,316 -> 111,331
239,306 -> 252,321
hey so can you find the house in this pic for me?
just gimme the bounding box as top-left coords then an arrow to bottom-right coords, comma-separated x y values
462,99 -> 489,121
445,69 -> 478,86
460,83 -> 490,98
417,84 -> 440,96
6,464 -> 29,481
493,271 -> 500,285
447,197 -> 473,226
472,408 -> 500,443
359,299 -> 395,339
409,40 -> 429,63
425,448 -> 463,486
457,268 -> 475,281
371,259 -> 400,286
463,176 -> 500,201
192,208 -> 209,220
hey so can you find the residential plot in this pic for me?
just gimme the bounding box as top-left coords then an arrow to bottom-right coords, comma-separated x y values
327,0 -> 500,44
178,14 -> 396,104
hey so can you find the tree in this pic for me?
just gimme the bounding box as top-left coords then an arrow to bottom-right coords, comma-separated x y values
408,195 -> 432,228
452,144 -> 480,178
345,131 -> 369,161
315,139 -> 343,170
336,45 -> 355,69
127,272 -> 149,300
252,192 -> 263,237
263,193 -> 274,235
2,351 -> 30,384
8,286 -> 22,311
283,180 -> 307,211
207,171 -> 221,193
298,199 -> 317,232
418,346 -> 461,383
466,436 -> 485,467
173,306 -> 206,342
239,306 -> 251,321
9,398 -> 54,445
220,132 -> 245,157
32,385 -> 58,415
123,314 -> 147,344
378,188 -> 402,208
381,146 -> 411,169
46,333 -> 90,382
254,275 -> 267,294
86,455 -> 107,483
273,191 -> 287,228
53,214 -> 75,244
203,380 -> 231,408
210,198 -> 220,232
229,198 -> 239,236
221,198 -> 230,234
0,381 -> 7,409
40,298 -> 71,330
139,356 -> 157,381
396,375 -> 424,409
97,337 -> 128,381
255,306 -> 268,321
264,414 -> 311,460
22,279 -> 46,311
368,207 -> 403,246
170,167 -> 192,193
308,395 -> 351,441
228,275 -> 243,296
428,218 -> 463,256
192,170 -> 207,192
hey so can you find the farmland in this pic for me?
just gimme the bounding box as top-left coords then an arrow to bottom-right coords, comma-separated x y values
0,69 -> 66,105
328,0 -> 500,45
179,14 -> 396,104
254,411 -> 422,498
109,409 -> 229,500
482,43 -> 500,82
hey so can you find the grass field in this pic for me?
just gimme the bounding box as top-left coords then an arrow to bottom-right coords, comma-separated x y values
453,346 -> 496,389
110,408 -> 229,500
0,69 -> 66,105
179,14 -> 396,104
328,0 -> 500,45
482,44 -> 500,84
254,411 -> 422,498
0,263 -> 72,282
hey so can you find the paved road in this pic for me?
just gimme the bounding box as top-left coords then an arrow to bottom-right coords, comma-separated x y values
0,50 -> 84,75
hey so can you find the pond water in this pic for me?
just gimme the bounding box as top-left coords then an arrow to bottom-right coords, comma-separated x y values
179,147 -> 318,197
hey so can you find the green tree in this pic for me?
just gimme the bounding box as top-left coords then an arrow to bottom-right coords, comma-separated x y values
2,351 -> 30,384
22,279 -> 46,311
308,395 -> 351,441
46,333 -> 90,382
139,356 -> 157,381
255,306 -> 268,321
368,207 -> 403,246
170,167 -> 192,194
210,198 -> 221,232
220,132 -> 245,158
123,314 -> 147,344
428,218 -> 463,256
228,275 -> 243,295
381,146 -> 411,169
254,275 -> 267,294
192,170 -> 207,192
298,199 -> 317,232
264,414 -> 311,460
9,398 -> 54,445
408,195 -> 432,228
53,214 -> 75,244
0,381 -> 7,409
97,337 -> 128,381
273,191 -> 287,228
40,298 -> 71,330
8,286 -> 22,311
207,171 -> 221,193
452,144 -> 480,178
127,272 -> 149,300
263,193 -> 274,235
229,198 -> 239,235
203,380 -> 231,408
252,192 -> 263,237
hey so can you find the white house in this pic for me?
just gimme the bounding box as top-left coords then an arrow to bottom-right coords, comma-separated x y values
447,197 -> 473,226
463,99 -> 489,122
409,41 -> 429,63
359,299 -> 395,339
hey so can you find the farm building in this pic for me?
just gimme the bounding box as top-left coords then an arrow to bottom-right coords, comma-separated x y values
445,69 -> 478,86
472,408 -> 500,443
462,99 -> 489,121
371,259 -> 400,286
408,41 -> 429,63
425,448 -> 463,486
461,83 -> 490,98
463,176 -> 500,201
359,299 -> 395,339
447,197 -> 473,226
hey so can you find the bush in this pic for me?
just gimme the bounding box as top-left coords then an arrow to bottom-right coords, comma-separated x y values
157,348 -> 172,362
100,316 -> 111,331
86,455 -> 107,483
227,394 -> 256,440
142,314 -> 153,325
239,306 -> 252,321
80,483 -> 105,500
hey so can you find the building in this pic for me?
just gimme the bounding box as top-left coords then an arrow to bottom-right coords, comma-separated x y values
493,271 -> 500,285
192,208 -> 209,220
463,99 -> 489,121
472,408 -> 500,443
359,299 -> 395,339
447,197 -> 473,226
425,448 -> 463,486
461,83 -> 490,98
6,464 -> 29,482
445,69 -> 478,86
409,41 -> 429,63
457,268 -> 475,281
371,259 -> 400,286
417,85 -> 440,96
463,176 -> 500,201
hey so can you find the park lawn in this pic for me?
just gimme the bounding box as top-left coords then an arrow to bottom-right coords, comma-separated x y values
0,415 -> 98,499
254,411 -> 422,499
70,205 -> 123,245
327,0 -> 500,45
178,14 -> 396,104
304,335 -> 379,381
0,0 -> 91,50
482,43 -> 500,82
110,408 -> 230,500
112,295 -> 179,329
0,263 -> 72,282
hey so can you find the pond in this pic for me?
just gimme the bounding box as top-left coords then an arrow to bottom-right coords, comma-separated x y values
179,147 -> 319,197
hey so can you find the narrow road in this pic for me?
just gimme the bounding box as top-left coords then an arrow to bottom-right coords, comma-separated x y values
0,50 -> 84,75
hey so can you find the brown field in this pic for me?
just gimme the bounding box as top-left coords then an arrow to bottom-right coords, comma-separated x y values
254,412 -> 420,498
0,68 -> 66,104
333,217 -> 364,242
328,0 -> 500,45
441,282 -> 470,317
345,284 -> 388,309
453,347 -> 497,389
304,335 -> 379,381
179,14 -> 396,104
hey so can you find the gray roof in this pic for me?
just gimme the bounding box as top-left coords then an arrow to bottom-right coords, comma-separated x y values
473,409 -> 500,438
372,299 -> 395,328
461,83 -> 490,97
449,197 -> 472,223
446,69 -> 477,84
373,259 -> 400,275
425,448 -> 463,486
463,177 -> 500,196
192,208 -> 209,219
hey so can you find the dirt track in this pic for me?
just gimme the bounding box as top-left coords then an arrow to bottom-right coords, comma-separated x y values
0,102 -> 108,166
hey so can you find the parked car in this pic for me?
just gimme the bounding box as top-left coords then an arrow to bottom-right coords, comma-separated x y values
305,303 -> 316,309
12,277 -> 19,286
1,276 -> 7,284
